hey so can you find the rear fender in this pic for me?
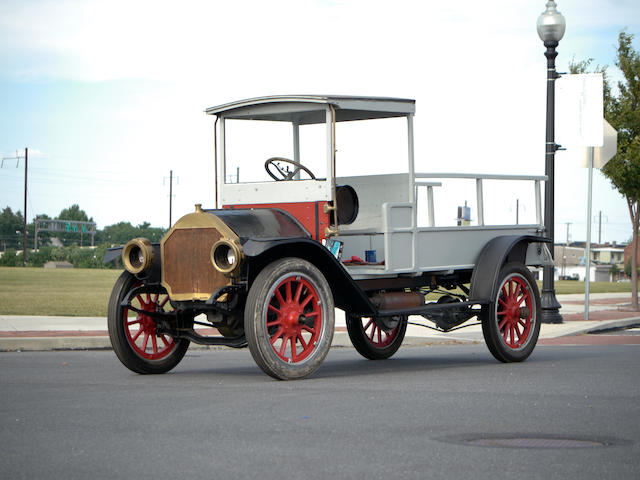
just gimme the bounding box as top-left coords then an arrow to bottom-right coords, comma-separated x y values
469,235 -> 551,302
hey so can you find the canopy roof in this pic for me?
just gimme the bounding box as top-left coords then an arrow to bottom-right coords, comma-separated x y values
205,95 -> 415,124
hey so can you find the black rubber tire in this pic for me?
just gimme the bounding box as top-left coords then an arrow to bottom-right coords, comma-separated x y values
244,258 -> 334,380
107,271 -> 190,374
346,314 -> 407,360
481,262 -> 541,363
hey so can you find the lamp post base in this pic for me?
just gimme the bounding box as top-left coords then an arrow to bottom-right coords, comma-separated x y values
541,288 -> 563,324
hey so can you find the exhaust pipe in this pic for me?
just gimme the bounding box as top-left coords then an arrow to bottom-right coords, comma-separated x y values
369,291 -> 424,310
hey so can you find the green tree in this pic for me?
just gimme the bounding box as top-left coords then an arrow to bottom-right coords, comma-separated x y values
604,32 -> 640,309
0,248 -> 19,266
570,31 -> 640,309
58,204 -> 92,222
625,258 -> 640,278
97,221 -> 166,245
0,207 -> 24,250
610,263 -> 620,281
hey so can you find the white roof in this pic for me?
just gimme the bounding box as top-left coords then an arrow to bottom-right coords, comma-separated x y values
205,95 -> 415,124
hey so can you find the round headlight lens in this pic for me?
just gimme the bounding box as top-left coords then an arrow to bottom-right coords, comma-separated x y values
122,238 -> 154,274
211,240 -> 242,275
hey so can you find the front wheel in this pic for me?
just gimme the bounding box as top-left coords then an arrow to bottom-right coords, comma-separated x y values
481,262 -> 541,363
108,271 -> 190,374
346,314 -> 407,360
244,258 -> 334,380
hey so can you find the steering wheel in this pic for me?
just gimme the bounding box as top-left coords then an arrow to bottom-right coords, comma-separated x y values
264,157 -> 316,181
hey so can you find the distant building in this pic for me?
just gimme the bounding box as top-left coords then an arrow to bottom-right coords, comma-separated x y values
591,247 -> 624,265
552,243 -> 625,282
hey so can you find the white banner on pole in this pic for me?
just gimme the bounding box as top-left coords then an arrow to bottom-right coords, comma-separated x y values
556,73 -> 604,147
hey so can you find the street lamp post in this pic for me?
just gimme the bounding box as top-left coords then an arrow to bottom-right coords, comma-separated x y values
537,0 -> 565,324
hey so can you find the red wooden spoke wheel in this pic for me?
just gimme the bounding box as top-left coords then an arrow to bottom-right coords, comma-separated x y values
124,290 -> 177,360
346,314 -> 407,360
108,272 -> 190,374
265,275 -> 323,363
481,262 -> 541,363
496,275 -> 533,349
245,258 -> 334,380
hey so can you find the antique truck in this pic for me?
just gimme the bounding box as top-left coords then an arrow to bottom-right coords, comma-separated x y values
105,95 -> 552,380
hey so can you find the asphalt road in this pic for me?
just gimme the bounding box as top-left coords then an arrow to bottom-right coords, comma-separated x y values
1,344 -> 639,479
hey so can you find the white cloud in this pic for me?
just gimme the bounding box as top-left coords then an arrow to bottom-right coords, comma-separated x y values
0,0 -> 638,239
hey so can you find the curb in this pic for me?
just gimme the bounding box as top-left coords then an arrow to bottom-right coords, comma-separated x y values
579,317 -> 640,335
0,336 -> 112,352
2,319 -> 639,353
0,331 -> 481,352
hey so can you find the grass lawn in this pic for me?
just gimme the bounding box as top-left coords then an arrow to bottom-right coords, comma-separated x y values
0,267 -> 637,317
542,280 -> 639,295
0,267 -> 121,317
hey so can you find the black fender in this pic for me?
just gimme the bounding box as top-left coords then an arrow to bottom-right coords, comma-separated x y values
103,243 -> 162,283
103,246 -> 123,264
469,235 -> 550,302
244,238 -> 376,316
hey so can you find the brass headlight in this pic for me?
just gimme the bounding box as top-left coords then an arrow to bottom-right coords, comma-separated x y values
122,238 -> 154,274
210,239 -> 243,276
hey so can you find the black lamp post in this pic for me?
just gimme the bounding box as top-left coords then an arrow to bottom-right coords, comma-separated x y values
537,0 -> 565,324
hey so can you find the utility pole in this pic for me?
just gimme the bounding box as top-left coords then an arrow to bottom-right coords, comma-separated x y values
163,170 -> 178,229
23,148 -> 27,267
593,211 -> 608,245
1,149 -> 28,260
516,199 -> 519,225
4,148 -> 28,265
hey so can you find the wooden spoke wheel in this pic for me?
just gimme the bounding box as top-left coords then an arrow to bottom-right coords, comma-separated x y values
481,262 -> 541,363
108,272 -> 190,374
244,258 -> 334,380
346,314 -> 407,360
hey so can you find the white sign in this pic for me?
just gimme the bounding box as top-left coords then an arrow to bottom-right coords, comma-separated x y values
556,73 -> 604,147
579,119 -> 618,168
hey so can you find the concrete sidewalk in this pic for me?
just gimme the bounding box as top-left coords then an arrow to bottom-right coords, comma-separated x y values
1,293 -> 639,351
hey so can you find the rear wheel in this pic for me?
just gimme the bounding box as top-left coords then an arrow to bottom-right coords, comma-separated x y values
346,314 -> 407,360
481,262 -> 541,363
108,271 -> 190,374
244,258 -> 334,380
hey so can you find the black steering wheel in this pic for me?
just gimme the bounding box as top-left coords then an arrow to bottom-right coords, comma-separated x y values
264,157 -> 316,181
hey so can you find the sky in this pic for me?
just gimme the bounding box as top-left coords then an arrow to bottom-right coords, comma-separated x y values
1,0 -> 639,244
